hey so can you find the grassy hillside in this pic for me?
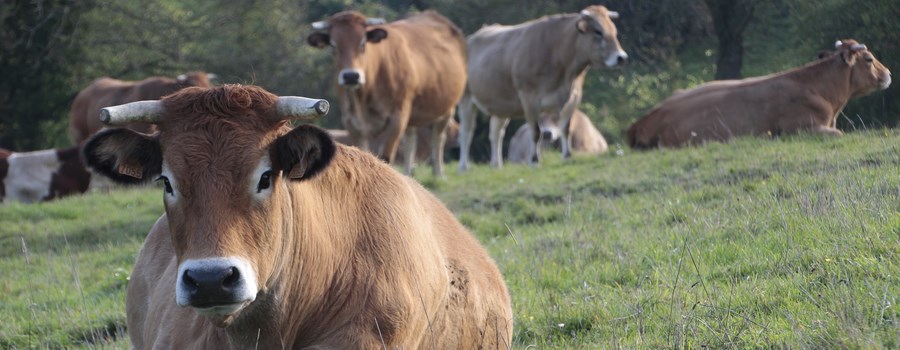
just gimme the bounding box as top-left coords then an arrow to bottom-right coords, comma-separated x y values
2,130 -> 899,348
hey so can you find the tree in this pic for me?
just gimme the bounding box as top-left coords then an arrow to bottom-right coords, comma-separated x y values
0,0 -> 91,150
704,0 -> 756,79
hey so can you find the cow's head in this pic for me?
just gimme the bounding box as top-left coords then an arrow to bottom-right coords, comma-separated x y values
83,85 -> 334,325
307,11 -> 387,88
176,71 -> 216,89
575,5 -> 628,68
832,39 -> 891,96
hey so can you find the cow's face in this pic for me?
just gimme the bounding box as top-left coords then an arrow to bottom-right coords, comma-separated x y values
836,40 -> 892,97
307,11 -> 387,88
83,85 -> 334,326
176,71 -> 215,88
575,5 -> 628,68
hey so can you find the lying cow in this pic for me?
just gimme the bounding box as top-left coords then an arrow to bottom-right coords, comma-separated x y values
1,145 -> 91,203
627,39 -> 892,149
307,11 -> 467,177
328,117 -> 459,166
69,71 -> 214,144
83,85 -> 512,348
458,5 -> 627,170
508,109 -> 608,163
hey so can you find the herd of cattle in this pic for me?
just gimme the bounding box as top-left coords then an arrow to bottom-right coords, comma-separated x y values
1,5 -> 893,347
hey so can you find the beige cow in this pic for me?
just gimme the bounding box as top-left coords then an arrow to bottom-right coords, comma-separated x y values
458,5 -> 627,170
508,109 -> 607,163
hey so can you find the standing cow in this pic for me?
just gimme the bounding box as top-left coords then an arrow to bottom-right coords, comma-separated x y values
69,71 -> 214,144
329,117 -> 460,165
307,11 -> 467,177
1,146 -> 91,203
458,5 -> 627,171
627,39 -> 892,148
508,109 -> 608,163
82,85 -> 512,349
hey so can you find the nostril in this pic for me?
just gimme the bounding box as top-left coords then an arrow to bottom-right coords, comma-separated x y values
617,56 -> 627,65
222,267 -> 240,288
183,270 -> 200,290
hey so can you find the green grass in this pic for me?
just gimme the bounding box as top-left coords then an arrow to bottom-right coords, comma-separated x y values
3,130 -> 899,348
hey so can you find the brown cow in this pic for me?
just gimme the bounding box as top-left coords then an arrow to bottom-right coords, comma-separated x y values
627,39 -> 892,149
307,11 -> 467,177
82,85 -> 512,349
1,146 -> 91,203
458,5 -> 627,170
69,71 -> 214,144
508,109 -> 608,163
329,117 -> 459,167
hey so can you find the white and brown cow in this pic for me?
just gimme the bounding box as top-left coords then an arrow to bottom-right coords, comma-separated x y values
0,146 -> 91,203
458,5 -> 627,170
627,39 -> 892,148
508,109 -> 608,163
307,11 -> 467,177
82,85 -> 512,349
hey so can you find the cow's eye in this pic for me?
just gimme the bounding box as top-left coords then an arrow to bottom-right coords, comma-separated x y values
156,176 -> 174,195
594,28 -> 604,36
257,170 -> 272,193
865,57 -> 874,63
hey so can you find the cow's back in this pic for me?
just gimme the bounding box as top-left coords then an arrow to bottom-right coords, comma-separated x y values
569,110 -> 608,154
373,12 -> 467,125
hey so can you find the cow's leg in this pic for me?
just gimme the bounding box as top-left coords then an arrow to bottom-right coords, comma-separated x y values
489,116 -> 511,168
518,93 -> 543,166
379,104 -> 413,165
402,127 -> 417,175
812,124 -> 844,137
457,92 -> 477,172
430,113 -> 451,178
558,97 -> 579,159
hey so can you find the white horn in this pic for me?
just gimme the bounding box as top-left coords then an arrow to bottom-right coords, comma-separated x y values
608,11 -> 619,19
312,21 -> 330,30
835,40 -> 843,49
850,43 -> 867,51
365,18 -> 386,26
276,97 -> 329,120
100,100 -> 164,125
580,10 -> 591,17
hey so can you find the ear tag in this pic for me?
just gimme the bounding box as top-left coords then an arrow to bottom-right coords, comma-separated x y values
287,165 -> 305,179
117,162 -> 143,179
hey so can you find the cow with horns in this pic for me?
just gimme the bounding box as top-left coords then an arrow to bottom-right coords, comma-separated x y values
83,84 -> 513,348
307,11 -> 467,177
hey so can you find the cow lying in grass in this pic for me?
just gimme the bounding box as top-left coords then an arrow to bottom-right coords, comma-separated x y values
627,39 -> 891,149
508,109 -> 608,163
83,84 -> 512,349
1,146 -> 91,203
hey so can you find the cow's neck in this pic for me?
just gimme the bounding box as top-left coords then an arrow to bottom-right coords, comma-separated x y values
549,17 -> 592,95
786,56 -> 853,116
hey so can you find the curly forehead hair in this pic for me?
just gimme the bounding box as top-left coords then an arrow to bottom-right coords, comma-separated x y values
161,84 -> 281,130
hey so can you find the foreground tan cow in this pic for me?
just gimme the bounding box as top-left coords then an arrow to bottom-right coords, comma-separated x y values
307,11 -> 467,177
627,39 -> 892,149
508,109 -> 608,163
82,85 -> 512,348
329,118 -> 459,166
458,5 -> 627,170
69,71 -> 214,144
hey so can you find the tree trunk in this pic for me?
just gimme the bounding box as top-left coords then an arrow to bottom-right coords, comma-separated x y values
704,0 -> 756,80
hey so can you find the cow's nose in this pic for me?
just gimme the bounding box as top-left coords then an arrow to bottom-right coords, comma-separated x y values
541,129 -> 554,140
182,266 -> 242,305
617,55 -> 627,66
341,71 -> 360,85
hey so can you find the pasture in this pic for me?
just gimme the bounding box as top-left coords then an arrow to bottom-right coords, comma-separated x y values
2,130 -> 899,348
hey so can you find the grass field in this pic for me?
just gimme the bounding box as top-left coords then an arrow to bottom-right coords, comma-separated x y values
2,130 -> 899,349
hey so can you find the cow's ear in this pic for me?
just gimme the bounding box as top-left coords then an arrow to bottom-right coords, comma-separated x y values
307,32 -> 330,49
83,128 -> 162,185
818,51 -> 833,60
840,50 -> 858,65
272,125 -> 336,181
366,28 -> 388,43
575,18 -> 589,33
